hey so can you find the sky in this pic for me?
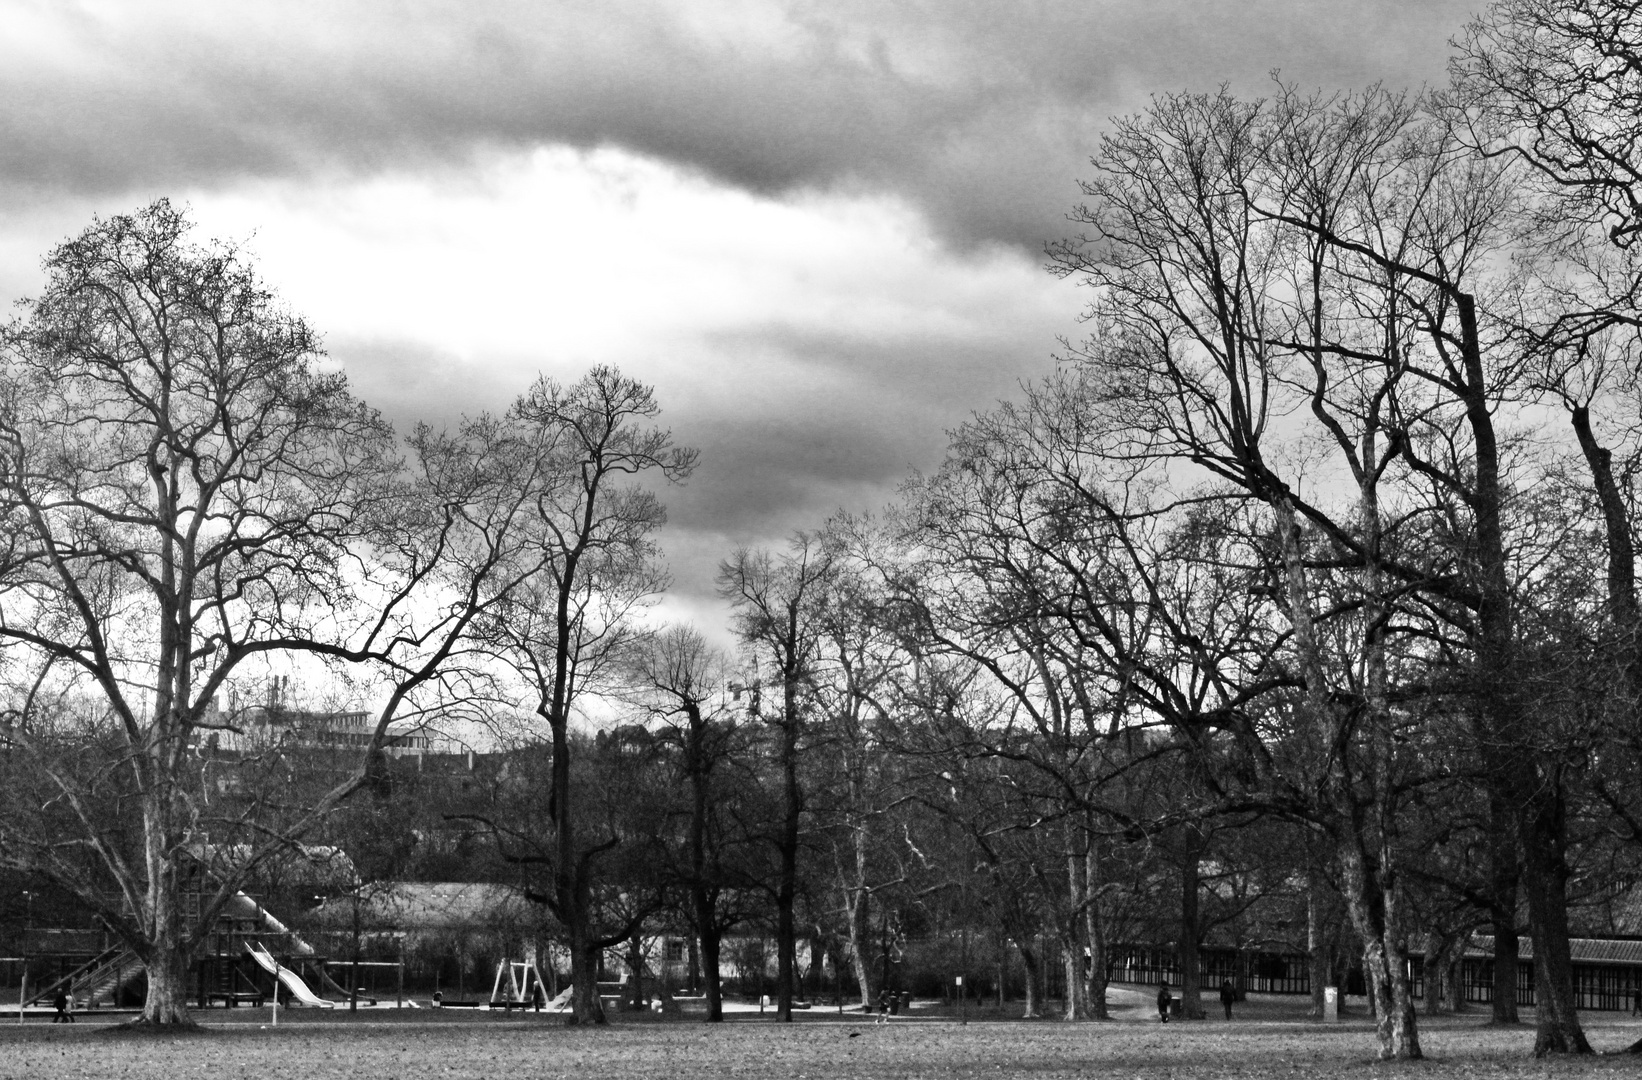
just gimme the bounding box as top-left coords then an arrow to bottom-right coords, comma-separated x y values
0,0 -> 1480,644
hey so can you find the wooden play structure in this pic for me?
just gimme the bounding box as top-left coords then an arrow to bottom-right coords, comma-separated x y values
21,887 -> 404,1011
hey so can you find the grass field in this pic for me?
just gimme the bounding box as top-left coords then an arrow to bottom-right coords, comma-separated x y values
2,996 -> 1641,1079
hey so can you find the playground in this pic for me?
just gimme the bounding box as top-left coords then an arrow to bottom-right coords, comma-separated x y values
3,992 -> 1642,1079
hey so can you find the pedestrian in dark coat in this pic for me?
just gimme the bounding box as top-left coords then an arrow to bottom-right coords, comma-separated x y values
1219,979 -> 1236,1020
52,990 -> 73,1024
1156,981 -> 1172,1023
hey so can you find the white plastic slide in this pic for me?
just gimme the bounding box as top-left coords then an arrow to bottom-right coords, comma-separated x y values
545,985 -> 574,1011
245,941 -> 335,1008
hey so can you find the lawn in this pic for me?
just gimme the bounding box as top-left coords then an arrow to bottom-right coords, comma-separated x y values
2,997 -> 1641,1079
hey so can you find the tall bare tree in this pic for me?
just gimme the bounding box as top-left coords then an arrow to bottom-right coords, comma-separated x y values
717,535 -> 834,1021
0,202 -> 573,1025
492,366 -> 695,1025
0,203 -> 397,1023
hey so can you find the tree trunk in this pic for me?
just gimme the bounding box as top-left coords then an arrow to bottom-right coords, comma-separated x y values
626,936 -> 645,1011
700,924 -> 723,1022
1338,836 -> 1419,1059
1454,293 -> 1587,1056
1444,942 -> 1465,1014
1423,936 -> 1442,1016
1308,866 -> 1328,1018
686,700 -> 723,1021
568,936 -> 606,1025
1381,883 -> 1421,1059
139,939 -> 195,1026
1062,937 -> 1089,1020
774,678 -> 801,1022
846,876 -> 877,1010
1275,492 -> 1417,1059
1488,791 -> 1522,1024
1178,844 -> 1203,1020
1085,849 -> 1110,1020
1522,792 -> 1592,1055
136,776 -> 196,1027
556,730 -> 603,1024
1570,404 -> 1639,637
1019,944 -> 1041,1019
1061,844 -> 1090,1020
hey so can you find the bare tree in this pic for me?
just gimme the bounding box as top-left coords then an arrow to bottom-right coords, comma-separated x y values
491,366 -> 695,1025
0,203 -> 410,1024
1044,86 -> 1503,1057
717,535 -> 834,1022
0,203 -> 570,1025
623,623 -> 744,1022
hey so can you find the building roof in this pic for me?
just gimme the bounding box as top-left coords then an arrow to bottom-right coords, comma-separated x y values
1467,934 -> 1642,966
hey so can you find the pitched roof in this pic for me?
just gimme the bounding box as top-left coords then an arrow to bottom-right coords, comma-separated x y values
1467,934 -> 1642,966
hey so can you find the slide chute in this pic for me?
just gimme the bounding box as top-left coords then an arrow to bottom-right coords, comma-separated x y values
245,941 -> 334,1008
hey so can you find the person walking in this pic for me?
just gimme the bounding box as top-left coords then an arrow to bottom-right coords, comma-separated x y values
876,987 -> 891,1024
1632,985 -> 1641,1017
1219,979 -> 1236,1020
1156,981 -> 1172,1023
51,990 -> 73,1024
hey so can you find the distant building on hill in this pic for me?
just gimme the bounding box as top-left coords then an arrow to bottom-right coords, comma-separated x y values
194,677 -> 474,761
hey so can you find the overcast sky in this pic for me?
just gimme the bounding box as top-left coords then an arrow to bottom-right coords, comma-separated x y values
1,0 -> 1478,641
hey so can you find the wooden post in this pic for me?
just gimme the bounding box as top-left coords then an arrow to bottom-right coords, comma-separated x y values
17,970 -> 25,1024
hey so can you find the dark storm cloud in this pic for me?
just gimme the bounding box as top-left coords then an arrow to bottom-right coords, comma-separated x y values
3,0 -> 1477,253
657,318 -> 1049,537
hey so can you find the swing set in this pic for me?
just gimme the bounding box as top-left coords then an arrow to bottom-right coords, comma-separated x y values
488,958 -> 548,1011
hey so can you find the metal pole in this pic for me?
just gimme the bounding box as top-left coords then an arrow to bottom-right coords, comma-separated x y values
960,879 -> 968,1025
17,969 -> 25,1024
351,890 -> 360,1013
